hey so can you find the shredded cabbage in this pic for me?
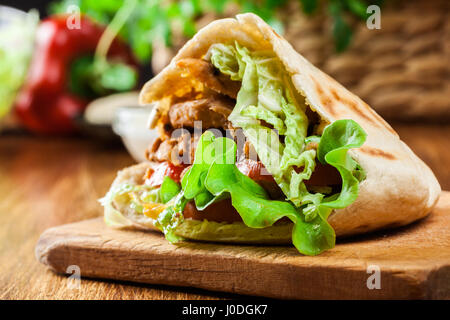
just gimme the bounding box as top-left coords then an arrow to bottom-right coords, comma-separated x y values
209,42 -> 321,216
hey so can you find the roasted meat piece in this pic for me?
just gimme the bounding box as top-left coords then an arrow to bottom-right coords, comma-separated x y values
168,96 -> 234,130
146,132 -> 199,165
176,58 -> 240,99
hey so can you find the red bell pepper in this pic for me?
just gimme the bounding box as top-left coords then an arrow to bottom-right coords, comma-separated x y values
14,15 -> 136,134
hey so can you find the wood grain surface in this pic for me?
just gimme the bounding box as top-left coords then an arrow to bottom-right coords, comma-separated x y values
1,122 -> 450,299
36,192 -> 450,299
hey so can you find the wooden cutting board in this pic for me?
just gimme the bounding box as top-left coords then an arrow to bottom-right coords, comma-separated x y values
36,192 -> 450,299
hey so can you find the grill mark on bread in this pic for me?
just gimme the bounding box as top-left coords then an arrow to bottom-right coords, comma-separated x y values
320,96 -> 336,116
328,87 -> 381,127
329,87 -> 397,135
360,146 -> 396,160
311,77 -> 338,116
311,73 -> 396,134
271,28 -> 282,39
361,101 -> 398,136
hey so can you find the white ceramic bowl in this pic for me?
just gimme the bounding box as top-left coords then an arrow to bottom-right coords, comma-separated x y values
113,105 -> 158,162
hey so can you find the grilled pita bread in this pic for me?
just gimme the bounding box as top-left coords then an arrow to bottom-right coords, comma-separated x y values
110,13 -> 440,240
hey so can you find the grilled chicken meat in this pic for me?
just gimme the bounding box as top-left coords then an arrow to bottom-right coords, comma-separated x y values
168,96 -> 234,129
147,132 -> 199,165
176,58 -> 240,99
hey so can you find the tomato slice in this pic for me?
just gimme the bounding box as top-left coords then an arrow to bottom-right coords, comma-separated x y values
145,162 -> 188,187
183,199 -> 242,223
236,159 -> 275,182
236,159 -> 282,198
303,163 -> 341,186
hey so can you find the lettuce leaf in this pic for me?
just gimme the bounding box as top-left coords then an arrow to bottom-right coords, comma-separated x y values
156,191 -> 188,243
154,132 -> 334,255
104,119 -> 365,255
209,44 -> 241,81
181,131 -> 224,210
201,133 -> 336,255
297,120 -> 367,225
209,43 -> 367,216
317,119 -> 367,212
241,105 -> 286,135
156,132 -> 234,242
202,121 -> 364,255
160,176 -> 181,204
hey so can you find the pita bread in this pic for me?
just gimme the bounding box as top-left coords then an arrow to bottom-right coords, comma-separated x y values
109,13 -> 440,239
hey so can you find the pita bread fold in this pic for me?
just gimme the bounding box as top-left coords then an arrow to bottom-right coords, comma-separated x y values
133,13 -> 441,237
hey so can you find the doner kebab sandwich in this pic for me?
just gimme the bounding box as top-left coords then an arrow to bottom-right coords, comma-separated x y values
101,13 -> 441,255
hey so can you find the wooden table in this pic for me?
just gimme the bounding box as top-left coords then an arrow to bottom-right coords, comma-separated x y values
1,123 -> 449,300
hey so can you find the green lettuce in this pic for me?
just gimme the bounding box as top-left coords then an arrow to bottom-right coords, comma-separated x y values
156,131 -> 232,241
317,119 -> 367,210
157,121 -> 365,255
181,131 -> 219,210
101,183 -> 136,227
203,134 -> 335,255
179,131 -> 231,210
160,176 -> 181,204
156,191 -> 188,243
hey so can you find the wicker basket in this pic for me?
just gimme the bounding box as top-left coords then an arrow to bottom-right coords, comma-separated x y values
152,0 -> 450,121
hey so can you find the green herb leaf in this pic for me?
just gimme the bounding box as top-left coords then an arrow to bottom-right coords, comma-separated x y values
182,19 -> 197,38
99,62 -> 137,91
329,1 -> 353,52
207,0 -> 227,14
70,55 -> 137,97
69,55 -> 97,98
299,0 -> 318,14
345,0 -> 370,20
